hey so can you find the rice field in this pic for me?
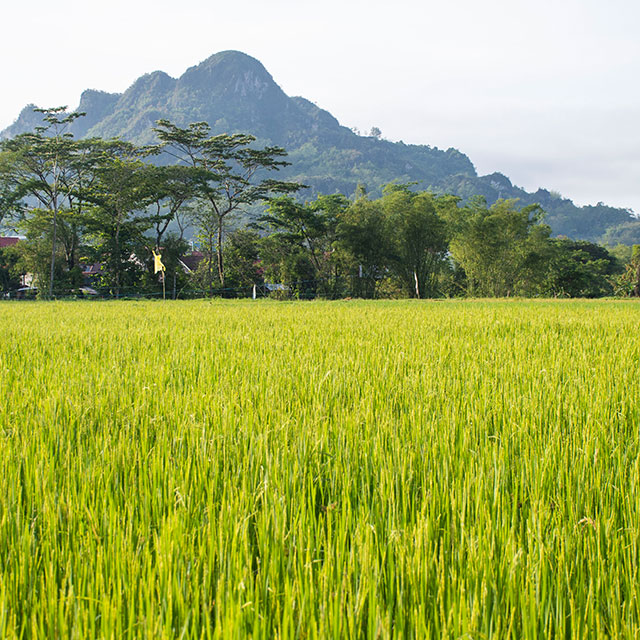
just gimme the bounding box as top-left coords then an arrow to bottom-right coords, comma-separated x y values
1,299 -> 639,638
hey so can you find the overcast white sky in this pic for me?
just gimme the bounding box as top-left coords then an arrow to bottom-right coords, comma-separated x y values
2,0 -> 639,212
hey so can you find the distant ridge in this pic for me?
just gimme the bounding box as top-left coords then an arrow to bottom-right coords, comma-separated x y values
3,50 -> 639,243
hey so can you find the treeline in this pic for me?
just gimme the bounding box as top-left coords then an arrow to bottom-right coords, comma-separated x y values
252,190 -> 639,299
1,108 -> 639,299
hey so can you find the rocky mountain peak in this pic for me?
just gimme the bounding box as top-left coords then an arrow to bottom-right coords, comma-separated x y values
177,50 -> 281,101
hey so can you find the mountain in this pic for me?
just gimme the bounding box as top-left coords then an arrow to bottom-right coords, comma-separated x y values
3,50 -> 639,243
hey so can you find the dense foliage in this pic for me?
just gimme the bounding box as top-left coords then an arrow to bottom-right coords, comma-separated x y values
1,109 -> 638,299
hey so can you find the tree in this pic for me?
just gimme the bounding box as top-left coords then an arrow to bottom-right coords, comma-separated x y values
335,194 -> 391,298
223,229 -> 264,294
0,152 -> 24,229
616,245 -> 640,297
381,185 -> 450,298
135,164 -> 208,298
58,138 -> 120,275
83,141 -> 158,297
0,107 -> 86,297
0,244 -> 22,293
541,239 -> 621,298
445,197 -> 552,297
143,164 -> 209,250
153,119 -> 301,290
12,207 -> 85,293
257,194 -> 349,296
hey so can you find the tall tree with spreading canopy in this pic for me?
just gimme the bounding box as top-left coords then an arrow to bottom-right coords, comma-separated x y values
0,107 -> 86,296
152,119 -> 301,290
0,107 -> 90,295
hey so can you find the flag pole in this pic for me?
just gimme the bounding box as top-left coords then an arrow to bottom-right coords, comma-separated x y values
153,249 -> 167,301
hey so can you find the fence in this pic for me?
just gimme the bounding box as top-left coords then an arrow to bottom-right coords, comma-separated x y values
0,275 -> 391,301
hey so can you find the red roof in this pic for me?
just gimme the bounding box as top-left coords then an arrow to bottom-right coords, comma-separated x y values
0,237 -> 19,248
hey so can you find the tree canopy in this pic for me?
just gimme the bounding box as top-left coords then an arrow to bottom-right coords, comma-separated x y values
0,107 -> 631,300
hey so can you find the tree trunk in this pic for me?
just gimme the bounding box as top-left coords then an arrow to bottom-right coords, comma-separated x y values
208,236 -> 214,297
217,214 -> 225,288
115,220 -> 121,299
69,230 -> 76,270
48,196 -> 58,298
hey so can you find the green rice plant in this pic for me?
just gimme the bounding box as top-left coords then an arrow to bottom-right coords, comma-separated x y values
0,299 -> 639,638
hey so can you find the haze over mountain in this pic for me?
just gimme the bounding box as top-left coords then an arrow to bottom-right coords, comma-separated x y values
4,50 -> 639,243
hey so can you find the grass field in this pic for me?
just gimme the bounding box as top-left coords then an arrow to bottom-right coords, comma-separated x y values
1,299 -> 639,638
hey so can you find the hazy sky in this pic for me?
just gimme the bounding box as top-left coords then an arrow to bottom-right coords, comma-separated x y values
2,0 -> 639,212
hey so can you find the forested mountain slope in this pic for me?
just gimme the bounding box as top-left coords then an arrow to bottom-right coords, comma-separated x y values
4,50 -> 638,242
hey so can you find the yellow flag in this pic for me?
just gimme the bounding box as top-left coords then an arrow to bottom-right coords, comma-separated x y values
153,250 -> 165,274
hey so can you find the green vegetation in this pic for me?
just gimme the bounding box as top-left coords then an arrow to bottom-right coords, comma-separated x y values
0,110 -> 299,298
1,299 -> 639,638
2,109 -> 639,300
